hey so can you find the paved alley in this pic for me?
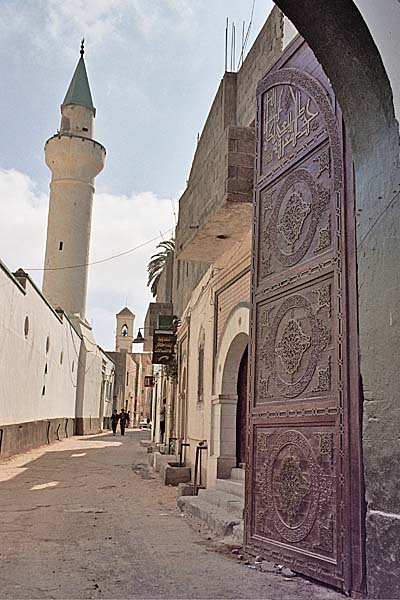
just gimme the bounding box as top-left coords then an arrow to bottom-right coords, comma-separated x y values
0,431 -> 343,599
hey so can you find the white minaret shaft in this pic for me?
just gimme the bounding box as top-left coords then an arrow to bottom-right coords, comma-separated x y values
42,43 -> 105,319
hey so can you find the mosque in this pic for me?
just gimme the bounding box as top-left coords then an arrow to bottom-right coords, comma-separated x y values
0,44 -> 115,457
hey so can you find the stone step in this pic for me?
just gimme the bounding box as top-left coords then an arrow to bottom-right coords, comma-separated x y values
177,495 -> 242,540
197,488 -> 244,520
230,467 -> 245,482
215,477 -> 245,498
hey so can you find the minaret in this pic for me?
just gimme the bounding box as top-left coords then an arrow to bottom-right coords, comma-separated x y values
42,41 -> 106,319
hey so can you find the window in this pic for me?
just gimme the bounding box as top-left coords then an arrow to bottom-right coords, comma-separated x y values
72,360 -> 75,373
60,351 -> 63,365
126,371 -> 129,385
46,336 -> 50,353
121,324 -> 128,337
24,316 -> 29,338
42,385 -> 46,396
59,241 -> 63,251
44,363 -> 48,375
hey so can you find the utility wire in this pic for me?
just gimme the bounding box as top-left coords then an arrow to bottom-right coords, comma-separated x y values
26,227 -> 174,272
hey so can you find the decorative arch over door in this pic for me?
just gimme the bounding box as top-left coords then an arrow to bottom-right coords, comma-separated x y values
245,38 -> 364,595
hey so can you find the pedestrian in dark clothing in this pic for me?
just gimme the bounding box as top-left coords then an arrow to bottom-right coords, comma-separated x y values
111,409 -> 119,436
119,408 -> 128,436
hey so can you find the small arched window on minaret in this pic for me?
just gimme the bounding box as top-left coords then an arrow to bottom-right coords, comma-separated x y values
121,324 -> 128,337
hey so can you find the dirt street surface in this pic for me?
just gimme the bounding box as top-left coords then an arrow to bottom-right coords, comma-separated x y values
0,430 -> 344,599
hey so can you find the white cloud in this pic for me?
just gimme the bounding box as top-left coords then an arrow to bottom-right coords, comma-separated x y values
27,0 -> 197,60
0,168 -> 175,350
0,168 -> 47,285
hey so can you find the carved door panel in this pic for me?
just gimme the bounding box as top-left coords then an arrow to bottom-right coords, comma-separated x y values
245,39 -> 364,595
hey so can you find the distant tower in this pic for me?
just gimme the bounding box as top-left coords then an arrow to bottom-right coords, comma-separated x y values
116,307 -> 135,352
42,41 -> 106,319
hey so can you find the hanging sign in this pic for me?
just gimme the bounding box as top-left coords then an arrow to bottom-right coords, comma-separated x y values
152,329 -> 176,365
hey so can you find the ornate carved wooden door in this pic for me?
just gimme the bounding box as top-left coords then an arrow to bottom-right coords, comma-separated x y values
245,39 -> 365,595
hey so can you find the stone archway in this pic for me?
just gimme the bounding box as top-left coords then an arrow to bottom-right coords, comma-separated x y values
209,305 -> 250,483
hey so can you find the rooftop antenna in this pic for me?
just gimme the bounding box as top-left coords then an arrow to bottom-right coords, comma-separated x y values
238,20 -> 245,69
225,18 -> 228,72
80,38 -> 85,58
233,22 -> 236,72
230,21 -> 236,72
242,0 -> 256,63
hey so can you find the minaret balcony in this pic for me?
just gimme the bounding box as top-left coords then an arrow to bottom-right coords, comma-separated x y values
45,133 -> 106,180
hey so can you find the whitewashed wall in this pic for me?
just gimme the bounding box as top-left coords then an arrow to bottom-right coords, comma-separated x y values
0,261 -> 79,425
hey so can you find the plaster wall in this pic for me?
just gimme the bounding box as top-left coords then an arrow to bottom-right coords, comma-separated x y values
353,0 -> 400,127
178,234 -> 252,487
0,261 -> 79,426
70,318 -> 115,434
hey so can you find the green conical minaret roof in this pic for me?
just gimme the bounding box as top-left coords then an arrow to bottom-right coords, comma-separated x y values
61,40 -> 96,116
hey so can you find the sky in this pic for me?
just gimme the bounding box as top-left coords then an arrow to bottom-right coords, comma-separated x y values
0,0 -> 274,350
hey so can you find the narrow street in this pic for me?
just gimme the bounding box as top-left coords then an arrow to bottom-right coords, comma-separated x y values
0,431 -> 343,600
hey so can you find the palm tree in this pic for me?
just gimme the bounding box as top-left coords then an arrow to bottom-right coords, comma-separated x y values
147,239 -> 175,297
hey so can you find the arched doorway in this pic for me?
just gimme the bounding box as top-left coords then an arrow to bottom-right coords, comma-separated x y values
210,305 -> 250,482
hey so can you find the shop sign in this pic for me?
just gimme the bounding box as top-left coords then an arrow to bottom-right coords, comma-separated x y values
152,329 -> 176,365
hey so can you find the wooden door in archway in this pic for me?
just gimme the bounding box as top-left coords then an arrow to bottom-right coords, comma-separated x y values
236,346 -> 248,466
245,38 -> 365,595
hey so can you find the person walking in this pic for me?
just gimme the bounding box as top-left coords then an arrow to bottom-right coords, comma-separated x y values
111,409 -> 119,436
119,408 -> 128,436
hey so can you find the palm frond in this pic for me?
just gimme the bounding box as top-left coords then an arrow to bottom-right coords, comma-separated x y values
146,238 -> 175,297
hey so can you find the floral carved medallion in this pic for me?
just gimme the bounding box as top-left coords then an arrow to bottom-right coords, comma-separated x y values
278,191 -> 311,245
275,318 -> 311,375
275,448 -> 311,526
266,430 -> 320,543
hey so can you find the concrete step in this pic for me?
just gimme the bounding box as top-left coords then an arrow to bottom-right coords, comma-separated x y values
177,495 -> 242,540
215,477 -> 245,498
197,488 -> 244,520
230,467 -> 245,482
